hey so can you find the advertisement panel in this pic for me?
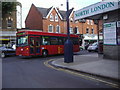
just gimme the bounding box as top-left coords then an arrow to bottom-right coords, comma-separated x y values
103,22 -> 117,45
117,21 -> 120,45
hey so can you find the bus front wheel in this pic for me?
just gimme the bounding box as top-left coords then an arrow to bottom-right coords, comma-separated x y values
42,50 -> 48,57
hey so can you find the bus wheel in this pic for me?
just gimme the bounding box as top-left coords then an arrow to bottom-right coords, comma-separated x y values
42,50 -> 48,57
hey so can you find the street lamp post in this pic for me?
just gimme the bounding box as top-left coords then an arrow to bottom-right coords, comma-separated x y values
64,0 -> 73,63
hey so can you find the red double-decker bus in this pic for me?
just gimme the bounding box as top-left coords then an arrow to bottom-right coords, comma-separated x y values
16,30 -> 80,57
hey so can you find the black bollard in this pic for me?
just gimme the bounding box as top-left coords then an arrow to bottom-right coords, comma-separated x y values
64,39 -> 73,63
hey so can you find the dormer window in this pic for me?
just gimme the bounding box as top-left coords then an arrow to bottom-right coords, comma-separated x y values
70,18 -> 73,22
50,13 -> 54,21
55,14 -> 58,22
90,20 -> 94,25
87,20 -> 90,25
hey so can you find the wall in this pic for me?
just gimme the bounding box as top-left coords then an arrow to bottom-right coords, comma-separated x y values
25,4 -> 43,30
1,11 -> 17,44
103,10 -> 120,60
104,45 -> 120,60
42,8 -> 65,33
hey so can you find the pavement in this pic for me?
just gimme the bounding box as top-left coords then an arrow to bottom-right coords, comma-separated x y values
51,53 -> 120,81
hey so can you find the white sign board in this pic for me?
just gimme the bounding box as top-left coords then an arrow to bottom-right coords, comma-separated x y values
117,21 -> 120,45
74,0 -> 119,20
104,22 -> 117,45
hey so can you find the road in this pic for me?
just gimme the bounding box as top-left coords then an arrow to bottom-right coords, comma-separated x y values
2,51 -> 117,88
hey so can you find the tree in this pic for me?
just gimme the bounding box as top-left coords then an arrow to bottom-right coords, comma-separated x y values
2,2 -> 21,15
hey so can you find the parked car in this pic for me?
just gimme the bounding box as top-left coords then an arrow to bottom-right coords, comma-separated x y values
87,42 -> 98,52
0,46 -> 16,58
85,43 -> 89,50
80,46 -> 84,50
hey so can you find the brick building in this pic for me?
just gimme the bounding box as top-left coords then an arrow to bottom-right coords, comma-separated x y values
0,2 -> 22,47
0,10 -> 17,47
25,4 -> 97,48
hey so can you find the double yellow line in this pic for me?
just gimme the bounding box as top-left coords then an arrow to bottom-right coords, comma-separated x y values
44,59 -> 119,88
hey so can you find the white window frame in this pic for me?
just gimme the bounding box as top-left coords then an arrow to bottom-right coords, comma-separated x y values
90,20 -> 93,25
50,13 -> 54,21
70,27 -> 73,34
48,24 -> 53,33
70,18 -> 73,22
87,20 -> 90,25
55,14 -> 58,22
76,27 -> 79,34
56,25 -> 60,33
75,21 -> 78,23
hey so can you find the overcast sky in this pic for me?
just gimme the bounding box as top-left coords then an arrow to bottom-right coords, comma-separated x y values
17,0 -> 102,28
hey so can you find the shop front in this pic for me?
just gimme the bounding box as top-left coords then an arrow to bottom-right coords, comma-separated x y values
74,0 -> 120,60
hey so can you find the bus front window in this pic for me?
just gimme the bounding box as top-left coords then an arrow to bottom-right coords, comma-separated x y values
17,36 -> 28,46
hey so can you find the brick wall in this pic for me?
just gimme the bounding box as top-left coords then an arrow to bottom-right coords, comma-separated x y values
25,4 -> 43,30
42,8 -> 65,33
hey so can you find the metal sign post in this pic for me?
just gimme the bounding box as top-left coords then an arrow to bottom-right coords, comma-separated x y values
64,0 -> 73,63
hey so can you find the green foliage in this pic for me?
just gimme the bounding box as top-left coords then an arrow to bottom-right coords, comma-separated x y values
2,2 -> 17,14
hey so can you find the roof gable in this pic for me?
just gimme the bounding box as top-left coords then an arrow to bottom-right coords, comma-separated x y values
35,5 -> 74,20
58,8 -> 74,20
37,6 -> 52,18
46,7 -> 63,20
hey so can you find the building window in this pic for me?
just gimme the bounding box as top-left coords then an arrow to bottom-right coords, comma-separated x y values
70,18 -> 73,22
75,21 -> 78,23
86,28 -> 89,34
42,36 -> 50,45
50,14 -> 54,21
56,25 -> 60,33
90,20 -> 94,25
7,17 -> 13,28
48,25 -> 53,32
74,27 -> 79,34
87,20 -> 90,25
70,27 -> 73,34
55,14 -> 58,22
76,27 -> 79,34
91,28 -> 94,34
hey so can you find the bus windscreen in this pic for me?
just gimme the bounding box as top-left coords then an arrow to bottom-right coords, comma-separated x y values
17,36 -> 28,46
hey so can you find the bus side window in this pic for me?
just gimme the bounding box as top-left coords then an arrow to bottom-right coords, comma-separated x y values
42,36 -> 50,45
50,37 -> 58,45
59,37 -> 64,45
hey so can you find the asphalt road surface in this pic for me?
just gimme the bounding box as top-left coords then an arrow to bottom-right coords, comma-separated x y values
2,53 -> 117,88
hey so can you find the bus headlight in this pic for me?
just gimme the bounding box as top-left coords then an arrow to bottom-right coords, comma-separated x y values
21,48 -> 23,51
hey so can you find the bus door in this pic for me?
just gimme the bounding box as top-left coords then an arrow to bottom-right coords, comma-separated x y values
29,36 -> 41,56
